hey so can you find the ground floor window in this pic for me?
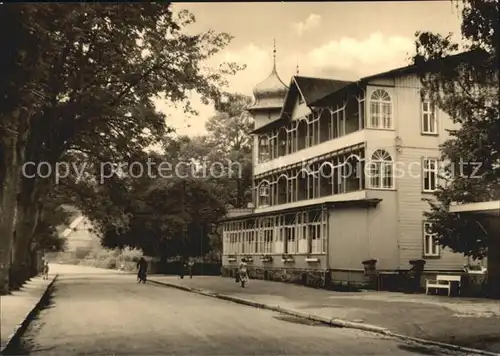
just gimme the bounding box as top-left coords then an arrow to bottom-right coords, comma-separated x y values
286,227 -> 297,253
263,229 -> 273,254
423,221 -> 440,257
221,210 -> 328,256
310,223 -> 321,253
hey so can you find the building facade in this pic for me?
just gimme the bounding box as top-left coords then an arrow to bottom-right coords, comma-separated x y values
220,51 -> 467,288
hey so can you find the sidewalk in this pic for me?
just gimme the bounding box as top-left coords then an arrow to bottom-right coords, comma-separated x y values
0,273 -> 57,353
149,275 -> 500,354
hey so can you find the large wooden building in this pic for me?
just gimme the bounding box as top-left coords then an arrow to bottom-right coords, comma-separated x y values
220,48 -> 469,288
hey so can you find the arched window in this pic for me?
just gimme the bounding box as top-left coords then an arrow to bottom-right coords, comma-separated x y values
276,175 -> 288,205
369,150 -> 393,189
258,182 -> 270,207
369,89 -> 392,129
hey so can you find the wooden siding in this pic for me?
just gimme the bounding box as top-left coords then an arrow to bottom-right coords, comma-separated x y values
329,208 -> 369,270
291,96 -> 311,121
366,77 -> 396,87
394,74 -> 465,271
366,190 -> 399,270
328,200 -> 398,271
253,111 -> 281,131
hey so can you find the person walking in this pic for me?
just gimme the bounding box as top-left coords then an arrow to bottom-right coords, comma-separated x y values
179,259 -> 186,279
136,257 -> 148,283
42,261 -> 49,280
238,261 -> 248,288
188,258 -> 194,278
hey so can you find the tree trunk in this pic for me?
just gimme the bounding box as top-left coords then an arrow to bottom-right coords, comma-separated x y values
10,194 -> 43,289
0,166 -> 18,294
0,108 -> 31,294
10,114 -> 53,289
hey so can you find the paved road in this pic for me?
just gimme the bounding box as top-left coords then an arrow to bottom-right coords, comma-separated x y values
13,266 -> 476,355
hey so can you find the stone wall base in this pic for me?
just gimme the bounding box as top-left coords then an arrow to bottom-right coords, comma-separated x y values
221,266 -> 373,291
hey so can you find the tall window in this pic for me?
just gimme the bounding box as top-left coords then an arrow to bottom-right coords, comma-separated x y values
369,150 -> 393,189
264,229 -> 273,254
309,211 -> 322,254
258,183 -> 270,206
298,213 -> 308,254
422,101 -> 437,134
306,121 -> 315,147
286,227 -> 296,253
277,177 -> 287,205
369,89 -> 392,129
423,159 -> 438,192
423,222 -> 440,257
345,156 -> 361,192
258,136 -> 270,162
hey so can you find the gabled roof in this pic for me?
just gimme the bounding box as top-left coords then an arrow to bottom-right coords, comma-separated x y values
280,76 -> 352,119
361,50 -> 478,82
311,51 -> 479,107
252,76 -> 354,134
294,76 -> 353,105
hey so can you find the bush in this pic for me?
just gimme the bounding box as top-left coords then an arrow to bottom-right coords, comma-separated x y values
70,247 -> 143,271
75,247 -> 92,259
106,258 -> 117,269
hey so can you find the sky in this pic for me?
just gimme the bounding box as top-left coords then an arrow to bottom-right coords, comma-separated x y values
154,1 -> 463,137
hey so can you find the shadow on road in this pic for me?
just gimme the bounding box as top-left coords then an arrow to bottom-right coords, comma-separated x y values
273,314 -> 332,327
397,344 -> 443,355
436,335 -> 500,354
5,287 -> 57,355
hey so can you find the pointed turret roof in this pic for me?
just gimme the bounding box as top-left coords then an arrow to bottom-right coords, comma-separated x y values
247,40 -> 288,113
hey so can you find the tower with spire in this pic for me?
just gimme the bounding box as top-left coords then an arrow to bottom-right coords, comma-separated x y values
247,40 -> 288,127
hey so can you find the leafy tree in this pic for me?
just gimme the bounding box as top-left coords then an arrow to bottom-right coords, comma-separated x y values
204,93 -> 254,208
71,145 -> 226,260
0,4 -> 243,291
413,0 -> 499,297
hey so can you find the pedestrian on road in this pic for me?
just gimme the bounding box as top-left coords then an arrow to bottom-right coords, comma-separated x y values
238,261 -> 248,288
188,259 -> 194,278
137,257 -> 148,283
179,260 -> 186,279
42,261 -> 49,280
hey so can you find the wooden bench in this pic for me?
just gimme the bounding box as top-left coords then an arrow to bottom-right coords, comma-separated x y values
426,275 -> 461,296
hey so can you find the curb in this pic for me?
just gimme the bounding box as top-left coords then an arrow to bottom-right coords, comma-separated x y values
0,274 -> 59,356
386,333 -> 499,356
149,279 -> 499,356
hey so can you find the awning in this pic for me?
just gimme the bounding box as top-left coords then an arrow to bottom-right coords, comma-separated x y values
449,201 -> 500,216
219,198 -> 382,222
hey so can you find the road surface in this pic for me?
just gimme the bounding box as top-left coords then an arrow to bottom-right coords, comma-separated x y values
13,265 -> 476,355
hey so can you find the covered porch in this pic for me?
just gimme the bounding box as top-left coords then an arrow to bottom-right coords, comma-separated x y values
449,200 -> 500,299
